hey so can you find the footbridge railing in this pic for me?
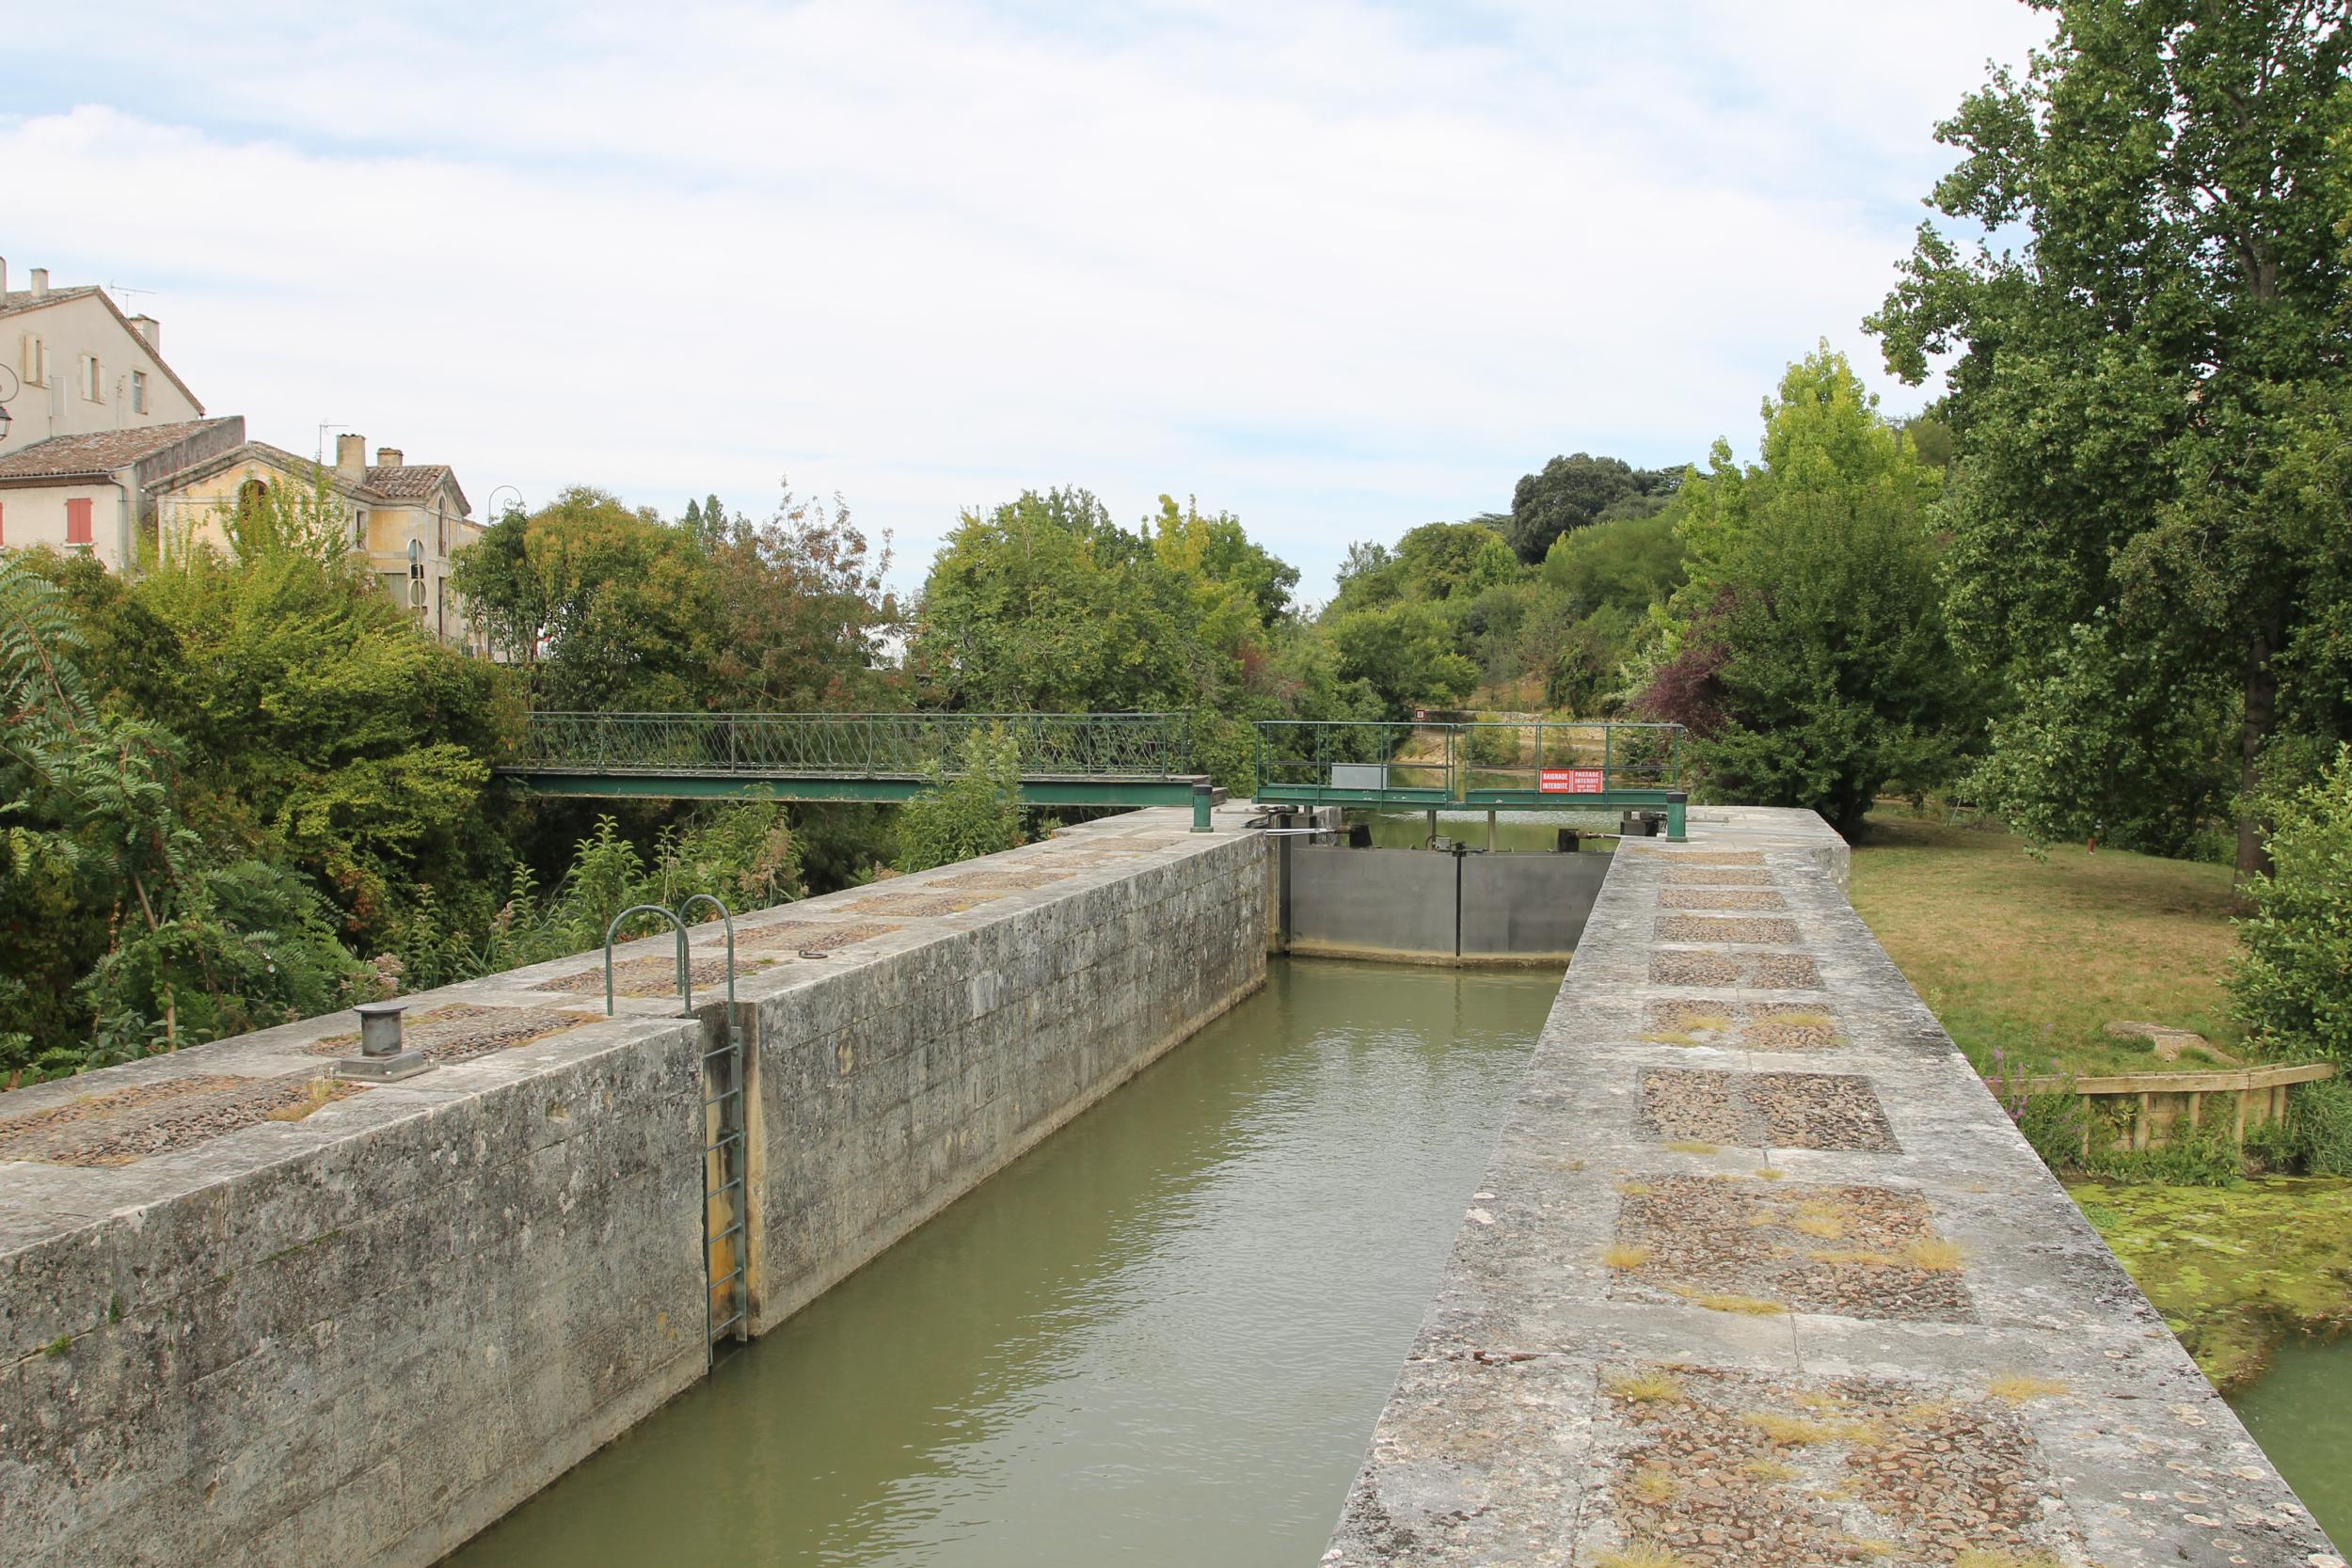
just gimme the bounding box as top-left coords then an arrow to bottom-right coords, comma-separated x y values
499,710 -> 1207,810
1254,719 -> 1687,836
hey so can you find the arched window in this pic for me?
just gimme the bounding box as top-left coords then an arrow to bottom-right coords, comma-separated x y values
235,478 -> 269,517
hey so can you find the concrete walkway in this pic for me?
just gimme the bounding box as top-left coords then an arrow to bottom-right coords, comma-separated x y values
1327,806 -> 2342,1568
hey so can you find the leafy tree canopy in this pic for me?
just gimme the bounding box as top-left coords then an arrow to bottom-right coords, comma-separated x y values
1506,451 -> 1678,563
1642,345 -> 1975,836
1869,0 -> 2352,872
454,486 -> 720,710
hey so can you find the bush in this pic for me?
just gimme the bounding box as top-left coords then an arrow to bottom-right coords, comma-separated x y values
898,727 -> 1025,873
2231,745 -> 2352,1065
2010,1089 -> 2090,1172
2086,1125 -> 2246,1189
2285,1077 -> 2352,1178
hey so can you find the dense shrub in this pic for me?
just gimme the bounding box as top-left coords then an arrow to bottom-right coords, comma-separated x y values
2231,746 -> 2352,1066
898,728 -> 1025,873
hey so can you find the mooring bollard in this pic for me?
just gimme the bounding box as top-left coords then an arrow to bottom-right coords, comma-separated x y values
333,999 -> 433,1082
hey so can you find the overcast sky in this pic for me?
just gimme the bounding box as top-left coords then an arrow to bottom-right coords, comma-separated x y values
7,1 -> 2049,598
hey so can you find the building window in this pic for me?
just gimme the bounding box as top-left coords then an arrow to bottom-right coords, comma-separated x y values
353,508 -> 368,548
18,334 -> 45,386
0,500 -> 8,546
131,371 -> 148,414
66,498 -> 94,546
79,355 -> 102,403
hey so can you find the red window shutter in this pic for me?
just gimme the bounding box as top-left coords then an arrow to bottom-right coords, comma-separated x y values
66,498 -> 94,545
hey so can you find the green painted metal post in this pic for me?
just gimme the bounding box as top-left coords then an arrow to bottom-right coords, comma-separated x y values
1192,780 -> 1213,832
1667,791 -> 1688,843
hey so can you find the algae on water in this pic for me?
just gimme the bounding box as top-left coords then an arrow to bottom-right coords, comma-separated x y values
2068,1176 -> 2352,1387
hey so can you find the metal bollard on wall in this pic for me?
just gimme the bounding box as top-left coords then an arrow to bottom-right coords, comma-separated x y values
333,999 -> 433,1082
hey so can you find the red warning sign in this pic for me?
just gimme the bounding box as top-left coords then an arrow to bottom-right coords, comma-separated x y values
1540,768 -> 1606,794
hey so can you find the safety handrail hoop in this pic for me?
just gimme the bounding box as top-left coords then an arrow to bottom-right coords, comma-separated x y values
604,903 -> 693,1018
677,894 -> 738,1037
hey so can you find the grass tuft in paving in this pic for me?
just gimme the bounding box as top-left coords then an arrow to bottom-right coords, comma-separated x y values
1607,1175 -> 1971,1321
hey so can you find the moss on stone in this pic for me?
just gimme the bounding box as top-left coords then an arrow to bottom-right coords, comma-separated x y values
2068,1176 -> 2352,1386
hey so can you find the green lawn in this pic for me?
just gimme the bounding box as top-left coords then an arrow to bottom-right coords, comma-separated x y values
1848,810 -> 2249,1080
1850,810 -> 2352,1393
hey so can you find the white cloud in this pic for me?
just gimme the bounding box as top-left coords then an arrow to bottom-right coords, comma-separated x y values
5,0 -> 2052,594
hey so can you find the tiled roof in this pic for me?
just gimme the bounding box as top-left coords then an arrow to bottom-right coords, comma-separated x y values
0,285 -> 105,318
0,419 -> 242,481
154,442 -> 471,516
366,464 -> 452,500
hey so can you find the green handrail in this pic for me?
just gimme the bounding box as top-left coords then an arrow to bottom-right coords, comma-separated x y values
513,711 -> 1192,780
1253,719 -> 1684,800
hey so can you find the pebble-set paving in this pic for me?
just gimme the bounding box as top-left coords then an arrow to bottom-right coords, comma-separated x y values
1662,864 -> 1776,887
0,1073 -> 363,1167
1650,951 -> 1822,990
536,952 -> 779,998
1658,915 -> 1804,945
1610,1174 -> 1974,1321
307,1004 -> 592,1063
1657,888 -> 1789,911
1640,1069 -> 1898,1152
736,919 -> 904,955
921,867 -> 1078,890
1592,1365 -> 2079,1568
1749,953 -> 1822,989
841,890 -> 998,917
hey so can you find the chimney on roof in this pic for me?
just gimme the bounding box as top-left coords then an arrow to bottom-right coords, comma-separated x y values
128,314 -> 160,352
336,434 -> 367,481
376,446 -> 404,467
29,268 -> 49,298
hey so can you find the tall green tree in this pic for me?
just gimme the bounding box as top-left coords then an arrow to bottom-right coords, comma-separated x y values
910,488 -> 1201,712
1506,452 -> 1677,563
453,486 -> 719,710
701,482 -> 898,711
1327,600 -> 1480,717
1871,0 -> 2352,873
1642,347 -> 1974,835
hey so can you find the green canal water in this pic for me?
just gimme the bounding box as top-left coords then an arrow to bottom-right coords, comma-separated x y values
443,958 -> 1557,1568
2228,1335 -> 2352,1549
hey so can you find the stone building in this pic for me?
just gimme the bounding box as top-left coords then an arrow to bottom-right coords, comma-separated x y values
151,433 -> 485,648
0,417 -> 246,567
0,258 -> 204,457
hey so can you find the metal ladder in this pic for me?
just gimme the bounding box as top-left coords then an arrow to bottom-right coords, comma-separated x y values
603,896 -> 752,1352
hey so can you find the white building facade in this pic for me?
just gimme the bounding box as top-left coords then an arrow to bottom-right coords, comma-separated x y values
0,260 -> 205,458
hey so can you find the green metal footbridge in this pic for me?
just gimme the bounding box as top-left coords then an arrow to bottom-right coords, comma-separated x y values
498,711 -> 1210,808
1252,719 -> 1688,840
496,711 -> 1687,838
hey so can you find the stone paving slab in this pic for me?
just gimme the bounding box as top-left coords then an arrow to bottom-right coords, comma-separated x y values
1327,806 -> 2343,1568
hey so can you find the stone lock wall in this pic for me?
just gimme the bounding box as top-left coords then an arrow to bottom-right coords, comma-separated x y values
1,806 -> 1268,1568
